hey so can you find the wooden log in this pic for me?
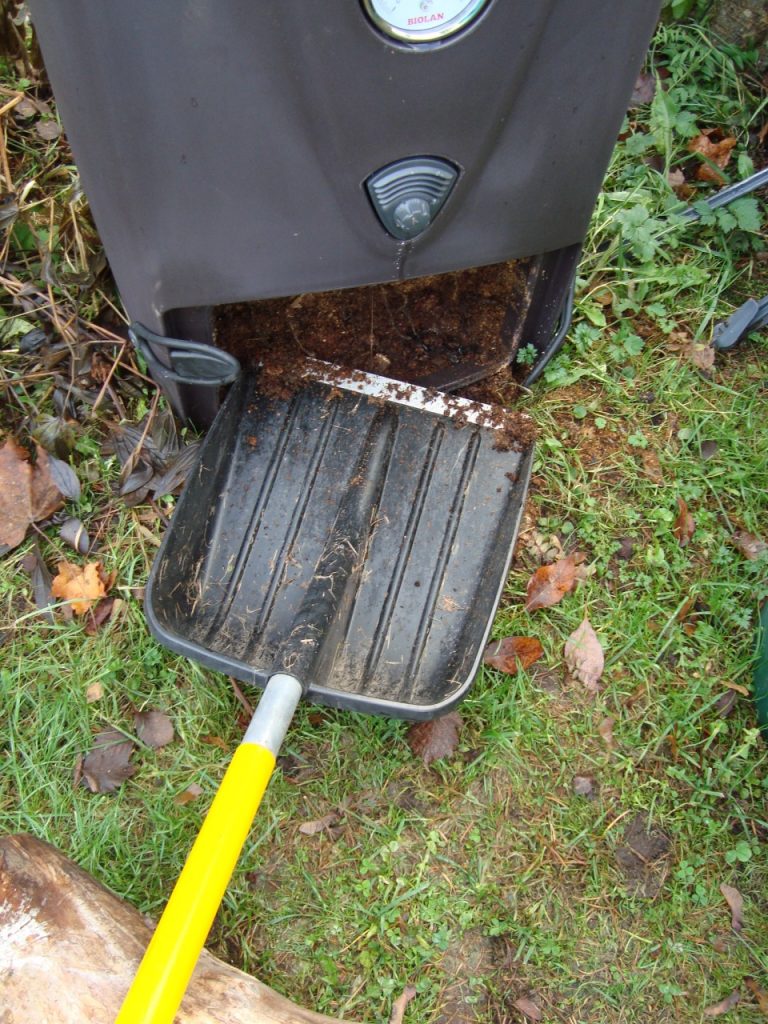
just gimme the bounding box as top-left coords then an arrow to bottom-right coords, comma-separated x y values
0,833 -> 362,1024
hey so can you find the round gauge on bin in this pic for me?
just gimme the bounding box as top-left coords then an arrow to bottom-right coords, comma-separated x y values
362,0 -> 490,44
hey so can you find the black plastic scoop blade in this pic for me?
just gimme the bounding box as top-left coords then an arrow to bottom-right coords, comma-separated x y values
145,369 -> 533,720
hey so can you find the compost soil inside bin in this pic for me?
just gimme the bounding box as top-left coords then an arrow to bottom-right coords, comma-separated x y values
213,259 -> 531,402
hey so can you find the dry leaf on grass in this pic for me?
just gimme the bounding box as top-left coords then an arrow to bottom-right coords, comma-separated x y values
135,709 -> 174,749
525,552 -> 585,612
674,497 -> 695,547
86,682 -> 103,703
81,729 -> 136,794
51,561 -> 108,616
201,734 -> 230,751
0,438 -> 34,550
733,530 -> 767,561
175,783 -> 204,806
30,446 -> 71,520
389,986 -> 417,1024
564,617 -> 604,693
598,717 -> 616,749
35,118 -> 61,142
668,167 -> 694,199
710,933 -> 732,954
629,71 -> 655,107
667,330 -> 715,372
745,978 -> 768,1016
513,996 -> 543,1021
0,439 -> 76,553
407,711 -> 462,766
298,811 -> 341,836
720,882 -> 744,933
688,131 -> 737,183
483,636 -> 543,675
704,991 -> 741,1017
716,690 -> 738,718
722,681 -> 749,697
641,449 -> 665,485
83,596 -> 119,635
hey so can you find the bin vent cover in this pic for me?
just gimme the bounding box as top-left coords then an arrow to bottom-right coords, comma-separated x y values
365,156 -> 459,240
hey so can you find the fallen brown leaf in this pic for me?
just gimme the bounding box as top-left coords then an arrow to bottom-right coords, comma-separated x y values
0,437 -> 33,550
716,690 -> 738,718
86,682 -> 103,703
564,617 -> 604,693
745,978 -> 768,1016
513,997 -> 543,1022
81,729 -> 136,794
689,132 -> 737,183
733,530 -> 767,561
641,449 -> 665,485
720,882 -> 744,932
483,636 -> 544,675
616,537 -> 636,560
668,167 -> 694,199
630,70 -> 655,107
407,711 -> 462,766
722,681 -> 750,697
298,811 -> 341,836
29,446 -> 66,522
668,330 -> 715,372
704,991 -> 741,1017
51,560 -> 108,616
598,717 -> 616,749
35,119 -> 61,142
174,782 -> 204,806
674,497 -> 695,547
201,734 -> 229,751
84,597 -> 117,635
0,440 -> 72,553
525,552 -> 585,612
135,709 -> 175,749
389,986 -> 417,1024
691,342 -> 716,372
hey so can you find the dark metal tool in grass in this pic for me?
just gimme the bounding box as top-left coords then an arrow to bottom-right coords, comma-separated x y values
677,167 -> 768,351
116,367 -> 533,1023
678,166 -> 768,223
711,294 -> 768,351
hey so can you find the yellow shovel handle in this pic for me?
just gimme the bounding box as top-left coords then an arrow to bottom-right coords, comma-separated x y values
116,673 -> 302,1024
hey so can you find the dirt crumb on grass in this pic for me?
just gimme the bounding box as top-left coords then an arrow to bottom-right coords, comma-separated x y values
614,812 -> 671,897
436,930 -> 497,1023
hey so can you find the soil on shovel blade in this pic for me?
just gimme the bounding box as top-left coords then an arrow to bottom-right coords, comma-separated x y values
213,259 -> 531,402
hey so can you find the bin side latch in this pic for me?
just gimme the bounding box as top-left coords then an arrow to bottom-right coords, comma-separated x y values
129,322 -> 241,388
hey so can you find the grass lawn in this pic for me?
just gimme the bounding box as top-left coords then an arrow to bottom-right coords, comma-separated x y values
2,18 -> 768,1024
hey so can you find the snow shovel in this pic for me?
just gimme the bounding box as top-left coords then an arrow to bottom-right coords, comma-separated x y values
116,366 -> 533,1023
